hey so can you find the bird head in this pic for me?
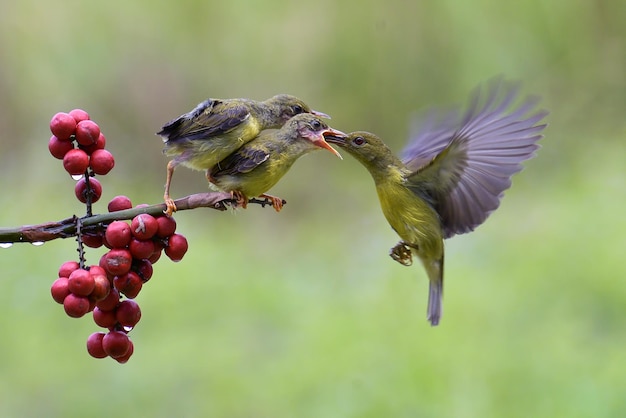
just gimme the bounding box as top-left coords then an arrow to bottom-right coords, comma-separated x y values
265,94 -> 330,122
324,131 -> 396,167
287,113 -> 345,159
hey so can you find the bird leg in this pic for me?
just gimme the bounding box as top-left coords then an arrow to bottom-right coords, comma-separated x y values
163,160 -> 178,216
258,193 -> 285,212
389,241 -> 414,266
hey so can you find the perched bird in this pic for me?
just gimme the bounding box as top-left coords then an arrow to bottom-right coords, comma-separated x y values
157,94 -> 329,215
210,113 -> 345,211
325,78 -> 548,326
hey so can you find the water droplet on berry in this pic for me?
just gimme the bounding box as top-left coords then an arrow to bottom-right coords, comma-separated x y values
0,243 -> 13,248
31,241 -> 45,246
122,326 -> 133,332
71,174 -> 83,181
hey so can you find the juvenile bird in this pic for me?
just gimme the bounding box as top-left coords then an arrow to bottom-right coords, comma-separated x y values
325,78 -> 548,326
157,94 -> 329,215
210,113 -> 345,211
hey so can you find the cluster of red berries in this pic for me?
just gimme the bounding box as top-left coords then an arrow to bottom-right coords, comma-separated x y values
47,110 -> 189,363
48,109 -> 113,203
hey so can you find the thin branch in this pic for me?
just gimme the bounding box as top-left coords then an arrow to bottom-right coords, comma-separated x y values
0,192 -> 283,244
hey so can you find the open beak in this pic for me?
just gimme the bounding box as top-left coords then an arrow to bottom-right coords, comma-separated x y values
323,131 -> 347,146
311,128 -> 346,159
311,109 -> 331,119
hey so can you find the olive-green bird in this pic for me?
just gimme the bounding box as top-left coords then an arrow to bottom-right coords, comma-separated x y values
210,113 -> 345,211
157,94 -> 329,215
325,78 -> 548,326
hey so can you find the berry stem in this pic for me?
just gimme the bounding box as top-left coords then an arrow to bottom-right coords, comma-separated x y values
75,217 -> 86,269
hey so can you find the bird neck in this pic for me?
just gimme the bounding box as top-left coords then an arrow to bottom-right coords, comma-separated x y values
364,152 -> 408,186
253,102 -> 285,129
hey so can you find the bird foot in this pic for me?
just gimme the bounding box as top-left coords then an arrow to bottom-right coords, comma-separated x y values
259,194 -> 285,212
231,191 -> 249,209
164,197 -> 177,217
390,242 -> 413,266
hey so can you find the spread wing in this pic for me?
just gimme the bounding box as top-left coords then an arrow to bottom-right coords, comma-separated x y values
157,99 -> 250,142
405,78 -> 548,238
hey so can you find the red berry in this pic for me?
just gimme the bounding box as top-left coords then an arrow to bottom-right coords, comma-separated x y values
105,221 -> 131,249
108,195 -> 133,212
133,258 -> 153,282
96,288 -> 120,311
75,120 -> 101,146
156,215 -> 177,238
69,109 -> 90,123
86,332 -> 108,359
81,232 -> 104,248
102,249 -> 133,276
48,135 -> 75,159
63,149 -> 89,176
130,214 -> 159,240
90,273 -> 111,301
129,238 -> 155,259
51,277 -> 70,304
88,265 -> 107,278
50,112 -> 77,140
102,331 -> 131,359
148,248 -> 162,264
68,269 -> 95,296
58,260 -> 80,278
89,149 -> 115,175
113,271 -> 143,299
63,293 -> 90,318
116,299 -> 141,328
75,177 -> 102,204
165,234 -> 188,262
92,306 -> 118,328
114,339 -> 134,364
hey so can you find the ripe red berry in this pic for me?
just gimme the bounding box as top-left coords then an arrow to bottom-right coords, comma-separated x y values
50,112 -> 77,140
68,269 -> 95,296
75,177 -> 102,204
63,149 -> 89,176
133,258 -> 153,282
129,238 -> 155,259
92,306 -> 118,328
63,293 -> 91,318
113,271 -> 143,299
81,232 -> 104,248
75,120 -> 101,146
51,277 -> 70,304
69,109 -> 90,123
108,195 -> 133,212
96,288 -> 120,311
58,260 -> 80,278
156,215 -> 177,238
86,332 -> 108,359
102,330 -> 131,359
89,149 -> 115,175
114,339 -> 134,364
90,273 -> 111,301
130,214 -> 159,240
165,234 -> 188,262
48,135 -> 75,160
102,249 -> 133,276
116,299 -> 141,328
105,221 -> 132,248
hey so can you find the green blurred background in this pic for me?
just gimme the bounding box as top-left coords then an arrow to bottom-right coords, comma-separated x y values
1,0 -> 624,417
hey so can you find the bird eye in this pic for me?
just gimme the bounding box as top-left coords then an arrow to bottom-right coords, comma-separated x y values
353,136 -> 366,146
292,105 -> 304,114
311,120 -> 322,130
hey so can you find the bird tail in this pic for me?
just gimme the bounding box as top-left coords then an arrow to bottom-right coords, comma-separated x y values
423,256 -> 444,326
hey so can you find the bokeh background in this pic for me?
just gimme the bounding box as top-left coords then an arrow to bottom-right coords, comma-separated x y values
1,1 -> 624,417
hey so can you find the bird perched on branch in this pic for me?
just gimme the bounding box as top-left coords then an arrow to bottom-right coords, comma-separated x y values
325,78 -> 548,326
157,94 -> 329,215
210,113 -> 345,211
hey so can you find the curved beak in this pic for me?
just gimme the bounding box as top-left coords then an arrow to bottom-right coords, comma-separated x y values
312,128 -> 346,159
323,131 -> 347,146
311,109 -> 331,119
